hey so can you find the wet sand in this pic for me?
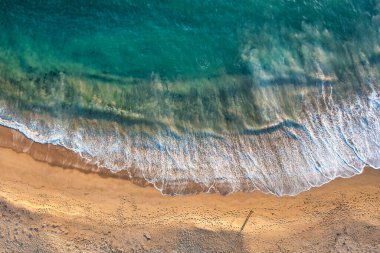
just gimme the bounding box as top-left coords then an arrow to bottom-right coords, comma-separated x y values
0,129 -> 380,252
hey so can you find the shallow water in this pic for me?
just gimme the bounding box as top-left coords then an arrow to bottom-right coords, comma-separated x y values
0,0 -> 379,195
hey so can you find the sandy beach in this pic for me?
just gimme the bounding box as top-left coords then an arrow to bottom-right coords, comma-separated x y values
0,128 -> 379,252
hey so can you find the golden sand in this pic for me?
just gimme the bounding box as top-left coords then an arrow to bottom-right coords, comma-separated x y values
0,127 -> 379,252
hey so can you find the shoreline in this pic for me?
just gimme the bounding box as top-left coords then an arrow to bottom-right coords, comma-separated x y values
0,124 -> 377,197
0,124 -> 152,186
0,143 -> 379,252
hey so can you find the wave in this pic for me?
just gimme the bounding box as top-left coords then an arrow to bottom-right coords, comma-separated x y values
0,85 -> 379,195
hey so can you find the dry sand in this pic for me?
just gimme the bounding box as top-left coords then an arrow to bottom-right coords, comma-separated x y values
0,134 -> 379,252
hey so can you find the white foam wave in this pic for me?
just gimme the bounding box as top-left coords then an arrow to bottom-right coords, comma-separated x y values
0,89 -> 379,196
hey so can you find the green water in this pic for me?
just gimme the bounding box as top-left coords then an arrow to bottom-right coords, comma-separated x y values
1,1 -> 376,78
1,0 -> 378,132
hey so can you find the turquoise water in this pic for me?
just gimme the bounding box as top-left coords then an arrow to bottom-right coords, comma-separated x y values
0,0 -> 379,195
2,1 -> 372,78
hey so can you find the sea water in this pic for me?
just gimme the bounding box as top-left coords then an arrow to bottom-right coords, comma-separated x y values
0,0 -> 379,194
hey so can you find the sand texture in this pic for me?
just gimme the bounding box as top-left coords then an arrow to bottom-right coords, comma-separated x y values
0,143 -> 380,252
